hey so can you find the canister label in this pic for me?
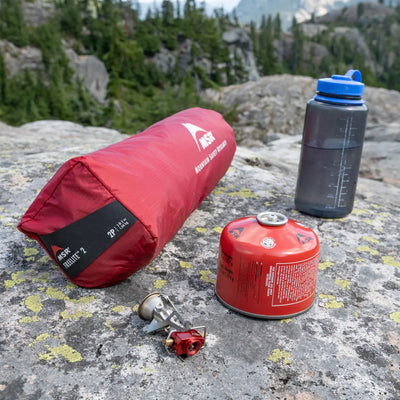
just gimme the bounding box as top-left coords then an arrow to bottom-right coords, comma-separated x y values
266,253 -> 319,306
216,250 -> 320,317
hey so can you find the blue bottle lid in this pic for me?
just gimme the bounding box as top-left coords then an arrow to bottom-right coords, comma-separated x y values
314,69 -> 365,105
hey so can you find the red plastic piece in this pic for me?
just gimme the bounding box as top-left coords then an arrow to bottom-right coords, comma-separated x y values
169,329 -> 205,357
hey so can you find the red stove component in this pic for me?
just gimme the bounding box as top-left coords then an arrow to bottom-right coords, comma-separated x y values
163,329 -> 206,357
216,211 -> 320,319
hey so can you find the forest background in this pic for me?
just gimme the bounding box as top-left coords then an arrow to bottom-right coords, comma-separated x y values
0,0 -> 399,133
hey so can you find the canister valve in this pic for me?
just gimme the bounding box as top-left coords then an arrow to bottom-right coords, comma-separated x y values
138,292 -> 206,358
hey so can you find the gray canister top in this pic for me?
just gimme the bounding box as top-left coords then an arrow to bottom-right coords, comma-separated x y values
256,212 -> 288,226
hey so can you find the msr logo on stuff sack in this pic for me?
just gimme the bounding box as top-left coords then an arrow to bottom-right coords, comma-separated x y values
51,245 -> 71,262
182,123 -> 216,152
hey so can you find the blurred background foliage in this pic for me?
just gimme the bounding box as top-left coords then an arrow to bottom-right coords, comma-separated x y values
0,0 -> 399,133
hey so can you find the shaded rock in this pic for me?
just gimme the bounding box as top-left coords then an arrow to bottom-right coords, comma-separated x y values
152,46 -> 176,74
361,125 -> 400,186
274,35 -> 330,71
177,38 -> 193,74
65,49 -> 109,104
21,0 -> 55,27
331,26 -> 375,73
303,40 -> 330,66
302,23 -> 328,38
0,39 -> 45,78
222,28 -> 259,81
0,118 -> 399,399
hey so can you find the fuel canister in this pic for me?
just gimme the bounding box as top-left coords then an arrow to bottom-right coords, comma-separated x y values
216,212 -> 320,319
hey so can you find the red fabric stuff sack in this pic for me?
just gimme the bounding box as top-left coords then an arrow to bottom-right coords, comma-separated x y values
18,108 -> 236,288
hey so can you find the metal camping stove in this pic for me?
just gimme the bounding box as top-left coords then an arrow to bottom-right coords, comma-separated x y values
138,292 -> 206,358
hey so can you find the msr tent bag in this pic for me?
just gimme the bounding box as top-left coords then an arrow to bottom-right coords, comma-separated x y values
18,108 -> 236,288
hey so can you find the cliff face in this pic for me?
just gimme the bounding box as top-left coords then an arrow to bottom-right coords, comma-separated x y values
150,27 -> 259,84
0,73 -> 399,399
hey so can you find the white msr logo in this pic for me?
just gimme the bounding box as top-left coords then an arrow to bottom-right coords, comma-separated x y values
182,123 -> 216,152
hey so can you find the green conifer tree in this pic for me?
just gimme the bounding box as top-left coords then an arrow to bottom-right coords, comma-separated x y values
0,51 -> 7,104
258,15 -> 276,75
57,0 -> 83,39
0,0 -> 28,46
273,13 -> 281,39
290,17 -> 304,74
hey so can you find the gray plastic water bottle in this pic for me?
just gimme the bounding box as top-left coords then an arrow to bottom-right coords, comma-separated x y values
295,70 -> 368,218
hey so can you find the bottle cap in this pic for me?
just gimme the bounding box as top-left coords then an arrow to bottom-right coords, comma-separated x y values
315,69 -> 365,105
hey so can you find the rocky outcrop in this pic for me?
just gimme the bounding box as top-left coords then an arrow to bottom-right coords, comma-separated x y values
151,27 -> 259,83
21,0 -> 55,27
0,39 -> 44,77
302,23 -> 328,37
270,2 -> 398,85
0,39 -> 109,104
222,28 -> 259,81
65,49 -> 109,104
274,35 -> 330,71
1,107 -> 399,398
331,26 -> 375,73
202,74 -> 400,186
152,46 -> 177,74
316,2 -> 393,24
203,74 -> 317,139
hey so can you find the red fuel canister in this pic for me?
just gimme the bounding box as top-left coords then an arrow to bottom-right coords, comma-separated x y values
216,212 -> 320,319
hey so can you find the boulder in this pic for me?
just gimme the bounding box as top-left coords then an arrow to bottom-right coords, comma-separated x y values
65,48 -> 109,104
0,39 -> 45,78
0,108 -> 399,399
152,46 -> 176,74
202,74 -> 400,187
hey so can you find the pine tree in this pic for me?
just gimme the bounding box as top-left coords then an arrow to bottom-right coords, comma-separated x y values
48,63 -> 71,120
0,51 -> 7,104
357,3 -> 365,18
162,0 -> 174,26
233,49 -> 248,83
0,0 -> 28,46
273,13 -> 281,39
57,0 -> 83,39
258,15 -> 276,75
290,17 -> 304,74
249,21 -> 258,56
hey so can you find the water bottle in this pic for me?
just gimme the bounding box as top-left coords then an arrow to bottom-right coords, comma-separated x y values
295,69 -> 368,218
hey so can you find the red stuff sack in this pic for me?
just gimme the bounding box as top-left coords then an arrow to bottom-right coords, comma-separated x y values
18,108 -> 236,288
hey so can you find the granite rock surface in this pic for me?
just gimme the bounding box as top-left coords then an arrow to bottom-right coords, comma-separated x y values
0,115 -> 399,400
